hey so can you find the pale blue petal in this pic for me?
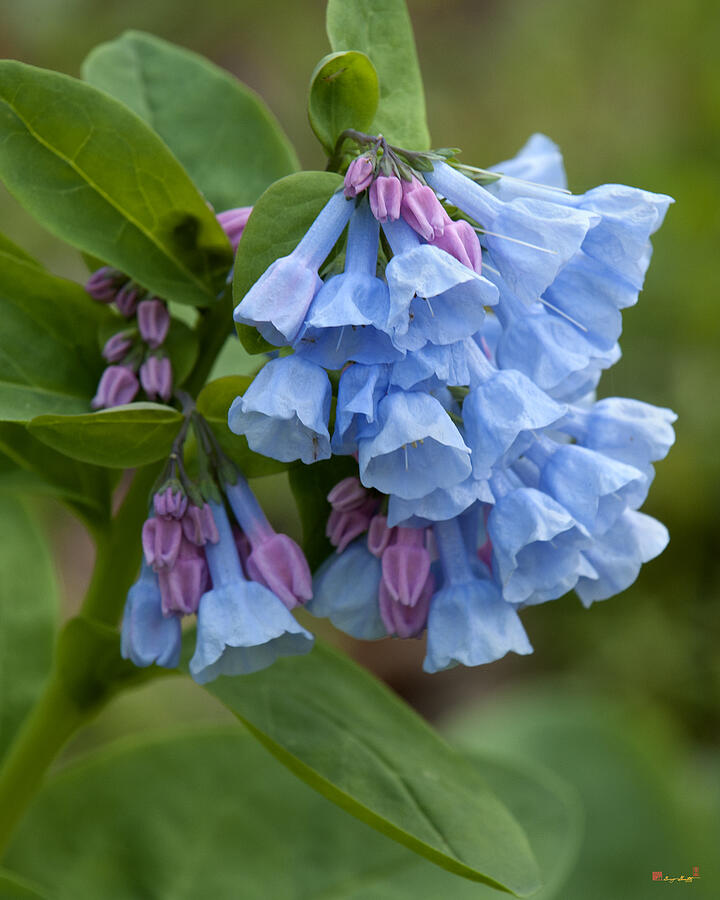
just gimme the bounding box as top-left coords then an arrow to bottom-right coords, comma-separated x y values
487,133 -> 568,192
387,474 -> 492,527
358,391 -> 471,500
423,580 -> 533,673
331,363 -> 389,454
228,356 -> 331,464
190,581 -> 313,684
575,510 -> 669,606
308,540 -> 386,639
121,563 -> 181,669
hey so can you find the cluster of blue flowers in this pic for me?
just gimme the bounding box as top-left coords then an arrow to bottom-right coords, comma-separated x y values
228,132 -> 675,674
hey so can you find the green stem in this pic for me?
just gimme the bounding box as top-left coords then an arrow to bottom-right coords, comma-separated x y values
0,290 -> 234,858
0,677 -> 86,858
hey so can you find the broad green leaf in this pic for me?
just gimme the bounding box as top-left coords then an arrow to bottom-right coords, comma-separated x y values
0,869 -> 47,899
29,403 -> 183,468
196,376 -> 287,477
327,0 -> 430,149
200,643 -> 540,894
5,731 -> 563,899
0,233 -> 43,269
0,61 -> 232,307
0,423 -> 112,526
82,31 -> 299,212
308,51 -> 379,154
289,455 -> 357,568
0,241 -> 110,422
449,690 -> 718,899
0,498 -> 58,762
232,171 -> 343,354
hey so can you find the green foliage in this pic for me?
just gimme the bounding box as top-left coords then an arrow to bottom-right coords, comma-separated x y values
326,0 -> 430,149
200,642 -> 540,894
288,454 -> 357,568
3,730 -> 575,899
28,404 -> 184,468
0,499 -> 58,763
308,51 -> 379,154
0,62 -> 232,307
232,171 -> 342,353
0,424 -> 113,527
196,376 -> 287,477
0,869 -> 47,898
449,690 -> 719,899
0,235 -> 110,422
82,31 -> 299,211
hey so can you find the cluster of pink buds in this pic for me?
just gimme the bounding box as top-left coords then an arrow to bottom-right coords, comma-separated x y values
326,476 -> 379,553
87,268 -> 173,410
343,143 -> 482,275
143,487 -> 219,616
323,477 -> 435,639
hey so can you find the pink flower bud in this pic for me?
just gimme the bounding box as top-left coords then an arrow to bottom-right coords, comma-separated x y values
380,528 -> 432,608
430,219 -> 482,273
154,487 -> 188,520
367,515 -> 396,557
140,356 -> 172,403
158,538 -> 208,616
327,476 -> 369,512
85,267 -> 120,302
344,156 -> 374,198
326,507 -> 373,554
217,206 -> 253,251
115,284 -> 141,317
400,176 -> 447,241
91,366 -> 139,409
142,516 -> 183,571
369,174 -> 402,223
378,571 -> 433,638
102,333 -> 133,363
137,299 -> 170,348
181,503 -> 220,546
246,533 -> 313,609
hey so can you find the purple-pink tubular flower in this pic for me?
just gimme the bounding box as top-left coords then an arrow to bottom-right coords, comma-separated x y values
142,516 -> 183,572
400,176 -> 447,241
369,174 -> 403,223
91,366 -> 139,409
224,476 -> 313,609
140,356 -> 172,403
101,333 -> 133,364
430,219 -> 483,274
85,267 -> 119,302
137,299 -> 170,348
344,156 -> 375,198
181,503 -> 220,546
379,526 -> 434,638
115,284 -> 141,318
217,206 -> 252,251
326,504 -> 376,554
158,537 -> 208,616
154,487 -> 188,520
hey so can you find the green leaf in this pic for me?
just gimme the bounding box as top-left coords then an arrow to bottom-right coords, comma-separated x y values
0,498 -> 58,762
0,423 -> 113,526
327,0 -> 430,149
82,31 -> 299,211
28,403 -> 183,468
200,643 -> 540,894
196,376 -> 287,477
5,730 -> 558,899
308,51 -> 379,154
449,689 -> 718,899
232,171 -> 343,353
0,61 -> 232,307
0,239 -> 111,422
0,869 -> 47,899
289,455 -> 357,568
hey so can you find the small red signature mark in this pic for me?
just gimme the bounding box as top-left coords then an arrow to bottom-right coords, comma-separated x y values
651,867 -> 701,883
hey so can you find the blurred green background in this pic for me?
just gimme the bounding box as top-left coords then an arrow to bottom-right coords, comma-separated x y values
1,0 -> 718,896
